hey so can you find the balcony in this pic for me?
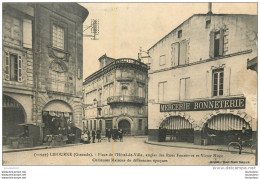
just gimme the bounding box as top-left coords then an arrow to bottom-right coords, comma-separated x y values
107,96 -> 145,104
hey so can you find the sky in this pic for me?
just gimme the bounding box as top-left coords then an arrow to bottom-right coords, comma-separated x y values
80,3 -> 257,78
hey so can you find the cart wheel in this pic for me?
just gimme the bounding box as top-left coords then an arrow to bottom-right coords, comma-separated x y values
228,142 -> 240,154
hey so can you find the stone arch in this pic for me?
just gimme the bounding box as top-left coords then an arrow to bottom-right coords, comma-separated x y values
115,115 -> 133,127
200,109 -> 254,130
158,111 -> 196,129
3,94 -> 27,122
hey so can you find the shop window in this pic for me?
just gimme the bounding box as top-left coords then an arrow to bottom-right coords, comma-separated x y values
205,20 -> 211,29
178,30 -> 182,38
159,55 -> 166,66
180,77 -> 190,100
212,68 -> 224,96
158,81 -> 167,102
52,24 -> 64,50
210,29 -> 224,58
138,119 -> 142,130
4,52 -> 22,82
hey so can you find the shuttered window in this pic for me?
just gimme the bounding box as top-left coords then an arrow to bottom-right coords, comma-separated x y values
159,55 -> 166,66
158,81 -> 167,102
23,19 -> 32,48
180,77 -> 190,100
171,42 -> 179,66
4,53 -> 22,82
179,40 -> 188,65
52,24 -> 64,50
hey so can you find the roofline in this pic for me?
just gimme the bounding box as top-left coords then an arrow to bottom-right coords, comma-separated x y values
148,13 -> 257,52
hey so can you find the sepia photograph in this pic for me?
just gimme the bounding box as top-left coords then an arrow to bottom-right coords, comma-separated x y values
1,2 -> 258,169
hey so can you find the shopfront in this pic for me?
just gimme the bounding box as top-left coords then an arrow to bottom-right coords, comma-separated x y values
42,100 -> 74,144
202,114 -> 252,145
159,116 -> 194,142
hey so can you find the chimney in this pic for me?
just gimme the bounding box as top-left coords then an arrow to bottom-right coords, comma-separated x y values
207,2 -> 213,15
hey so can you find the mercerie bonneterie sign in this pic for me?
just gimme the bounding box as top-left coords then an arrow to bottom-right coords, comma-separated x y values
160,97 -> 246,112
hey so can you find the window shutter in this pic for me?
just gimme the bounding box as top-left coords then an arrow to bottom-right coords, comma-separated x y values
23,19 -> 32,49
179,40 -> 187,65
18,55 -> 22,82
185,78 -> 190,99
4,52 -> 10,80
209,31 -> 215,58
171,42 -> 179,66
223,67 -> 231,96
179,79 -> 185,100
219,29 -> 224,56
206,70 -> 212,97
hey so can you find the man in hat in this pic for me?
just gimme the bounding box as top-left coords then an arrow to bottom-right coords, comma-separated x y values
238,126 -> 249,154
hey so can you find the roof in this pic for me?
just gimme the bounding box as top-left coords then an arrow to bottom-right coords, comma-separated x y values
148,13 -> 257,52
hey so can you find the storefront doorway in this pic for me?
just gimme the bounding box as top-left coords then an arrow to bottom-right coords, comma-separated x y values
42,100 -> 73,137
203,114 -> 252,145
3,95 -> 25,143
118,120 -> 131,135
159,116 -> 194,142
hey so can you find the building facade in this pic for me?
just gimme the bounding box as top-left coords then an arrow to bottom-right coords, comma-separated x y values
83,55 -> 148,136
2,3 -> 89,145
147,13 -> 257,145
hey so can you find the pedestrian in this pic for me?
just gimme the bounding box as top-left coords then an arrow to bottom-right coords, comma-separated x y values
86,130 -> 91,143
107,129 -> 112,142
238,127 -> 248,154
114,128 -> 118,142
97,130 -> 101,143
105,128 -> 108,137
118,129 -> 123,142
92,130 -> 96,143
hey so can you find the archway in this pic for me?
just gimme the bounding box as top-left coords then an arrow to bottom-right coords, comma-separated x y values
159,116 -> 194,142
3,95 -> 26,143
42,100 -> 73,136
202,114 -> 252,145
118,120 -> 131,135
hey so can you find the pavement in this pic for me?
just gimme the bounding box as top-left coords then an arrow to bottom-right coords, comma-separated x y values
2,135 -> 253,154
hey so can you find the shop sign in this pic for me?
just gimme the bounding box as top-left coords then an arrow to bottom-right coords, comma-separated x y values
160,97 -> 246,112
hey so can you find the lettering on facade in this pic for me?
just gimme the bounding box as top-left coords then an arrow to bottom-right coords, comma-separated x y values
160,97 -> 246,112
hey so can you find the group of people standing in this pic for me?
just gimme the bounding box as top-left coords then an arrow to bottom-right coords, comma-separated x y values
81,128 -> 124,144
105,128 -> 123,142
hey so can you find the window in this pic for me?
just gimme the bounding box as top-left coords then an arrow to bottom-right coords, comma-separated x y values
50,71 -> 65,92
98,108 -> 102,116
138,85 -> 144,98
180,78 -> 190,100
87,121 -> 89,129
3,15 -> 21,45
4,52 -> 22,82
52,24 -> 64,50
171,40 -> 188,66
210,30 -> 224,58
159,55 -> 166,66
138,107 -> 143,115
94,120 -> 97,130
206,20 -> 211,29
99,120 -> 102,130
23,19 -> 32,48
212,69 -> 224,96
178,30 -> 182,38
138,119 -> 142,130
158,81 -> 167,102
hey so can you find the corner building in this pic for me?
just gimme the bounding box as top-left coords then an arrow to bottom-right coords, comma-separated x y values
148,13 -> 257,145
2,3 -> 89,145
83,55 -> 148,136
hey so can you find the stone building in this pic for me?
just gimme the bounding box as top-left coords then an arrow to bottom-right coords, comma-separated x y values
83,54 -> 149,136
147,10 -> 257,145
2,3 -> 89,145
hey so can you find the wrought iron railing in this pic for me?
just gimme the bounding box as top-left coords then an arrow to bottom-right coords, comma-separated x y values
107,96 -> 145,104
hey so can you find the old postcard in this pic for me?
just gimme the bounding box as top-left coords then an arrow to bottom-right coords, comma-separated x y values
2,2 -> 258,166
